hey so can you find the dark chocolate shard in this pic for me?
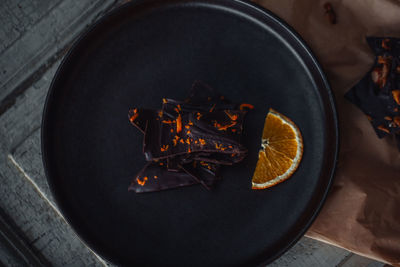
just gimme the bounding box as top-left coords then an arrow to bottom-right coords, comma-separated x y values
128,160 -> 219,193
345,37 -> 400,148
128,82 -> 251,192
128,162 -> 197,193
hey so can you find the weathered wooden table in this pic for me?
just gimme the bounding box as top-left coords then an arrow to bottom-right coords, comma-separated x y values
0,1 -> 387,266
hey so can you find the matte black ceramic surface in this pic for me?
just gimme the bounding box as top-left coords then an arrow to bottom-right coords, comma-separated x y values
42,0 -> 338,266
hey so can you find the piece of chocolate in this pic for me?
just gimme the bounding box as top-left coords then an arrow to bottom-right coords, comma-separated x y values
345,37 -> 400,146
128,161 -> 215,193
128,82 -> 252,193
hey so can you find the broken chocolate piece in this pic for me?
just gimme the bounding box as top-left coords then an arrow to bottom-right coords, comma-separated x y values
128,161 -> 217,193
345,37 -> 400,147
128,81 -> 251,192
392,90 -> 400,105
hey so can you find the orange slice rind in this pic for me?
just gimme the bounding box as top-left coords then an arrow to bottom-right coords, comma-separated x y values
252,108 -> 303,189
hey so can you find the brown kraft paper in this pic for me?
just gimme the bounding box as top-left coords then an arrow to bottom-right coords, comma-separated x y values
251,0 -> 400,265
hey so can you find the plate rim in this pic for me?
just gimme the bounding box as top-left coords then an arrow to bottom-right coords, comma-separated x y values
41,0 -> 339,265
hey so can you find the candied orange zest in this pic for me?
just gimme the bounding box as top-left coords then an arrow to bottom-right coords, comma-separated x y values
377,125 -> 390,134
158,110 -> 163,118
185,125 -> 190,129
160,145 -> 169,152
129,113 -> 139,122
162,98 -> 168,104
180,139 -> 185,144
377,55 -> 392,64
384,116 -> 392,121
215,121 -> 237,131
239,103 -> 254,110
224,110 -> 238,121
209,104 -> 216,112
196,112 -> 202,120
154,175 -> 158,179
392,90 -> 400,105
137,176 -> 148,186
176,114 -> 182,133
198,138 -> 206,145
382,39 -> 391,50
162,120 -> 175,124
188,121 -> 194,126
172,136 -> 179,146
393,116 -> 400,127
215,143 -> 223,150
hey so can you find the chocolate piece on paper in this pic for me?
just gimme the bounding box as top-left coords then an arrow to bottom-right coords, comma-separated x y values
345,37 -> 400,147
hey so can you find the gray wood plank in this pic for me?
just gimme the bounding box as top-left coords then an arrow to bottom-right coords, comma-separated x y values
0,0 -> 116,103
268,237 -> 350,266
0,63 -> 58,151
0,207 -> 49,267
11,129 -> 54,206
338,254 -> 385,267
0,0 -> 63,54
0,63 -> 106,266
0,239 -> 27,267
0,162 -> 105,266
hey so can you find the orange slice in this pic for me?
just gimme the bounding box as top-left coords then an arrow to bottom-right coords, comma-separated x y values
252,108 -> 303,189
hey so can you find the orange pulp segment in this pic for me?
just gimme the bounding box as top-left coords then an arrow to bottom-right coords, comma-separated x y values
252,108 -> 303,189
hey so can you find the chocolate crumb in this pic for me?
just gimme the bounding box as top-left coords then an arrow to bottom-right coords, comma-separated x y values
323,3 -> 337,24
382,38 -> 391,50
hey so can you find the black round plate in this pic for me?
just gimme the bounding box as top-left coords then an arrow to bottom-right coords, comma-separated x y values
42,0 -> 338,266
